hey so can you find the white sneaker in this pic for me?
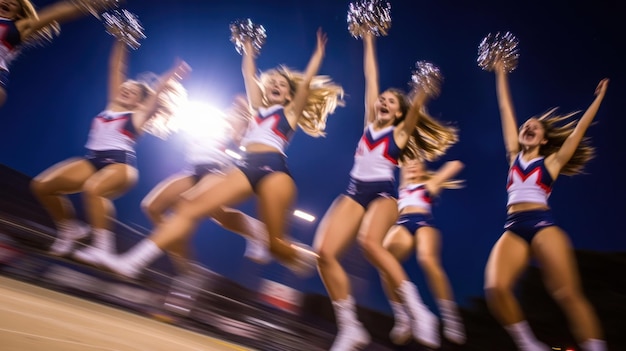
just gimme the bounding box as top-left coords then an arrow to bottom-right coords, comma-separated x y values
412,304 -> 441,349
389,317 -> 412,345
443,315 -> 466,344
283,242 -> 318,278
72,246 -> 107,266
49,222 -> 90,256
330,323 -> 371,351
244,237 -> 271,264
98,252 -> 141,279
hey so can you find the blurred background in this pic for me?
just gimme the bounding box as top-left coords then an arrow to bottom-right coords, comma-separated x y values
0,1 -> 624,350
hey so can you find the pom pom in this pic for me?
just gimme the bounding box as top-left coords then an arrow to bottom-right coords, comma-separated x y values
411,61 -> 443,98
477,31 -> 520,73
347,0 -> 392,38
102,9 -> 146,50
229,19 -> 267,55
70,0 -> 120,18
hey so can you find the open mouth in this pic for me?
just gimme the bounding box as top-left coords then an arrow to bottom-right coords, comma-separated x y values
270,88 -> 280,97
0,4 -> 9,13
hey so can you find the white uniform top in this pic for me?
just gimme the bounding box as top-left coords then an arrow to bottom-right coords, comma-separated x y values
0,17 -> 21,71
84,110 -> 138,152
506,153 -> 554,207
184,131 -> 234,167
240,105 -> 295,155
397,183 -> 432,212
349,124 -> 401,182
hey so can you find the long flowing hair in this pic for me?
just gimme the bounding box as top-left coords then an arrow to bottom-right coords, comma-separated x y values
533,108 -> 594,176
258,65 -> 344,137
385,88 -> 458,163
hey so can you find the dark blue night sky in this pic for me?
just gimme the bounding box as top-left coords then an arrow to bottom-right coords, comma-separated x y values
1,0 -> 623,314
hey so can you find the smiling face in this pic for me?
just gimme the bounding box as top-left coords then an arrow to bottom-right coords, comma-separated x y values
0,0 -> 22,20
374,90 -> 404,126
114,81 -> 146,109
519,117 -> 547,148
263,72 -> 293,106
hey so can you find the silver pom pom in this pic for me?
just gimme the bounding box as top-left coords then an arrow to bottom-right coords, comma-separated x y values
102,9 -> 146,50
411,61 -> 443,98
70,0 -> 120,18
477,31 -> 520,73
347,0 -> 392,38
229,19 -> 267,55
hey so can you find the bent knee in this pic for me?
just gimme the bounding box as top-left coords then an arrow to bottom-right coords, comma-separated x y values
357,236 -> 384,256
30,178 -> 47,195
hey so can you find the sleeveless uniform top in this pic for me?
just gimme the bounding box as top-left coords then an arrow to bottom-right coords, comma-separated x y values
85,110 -> 139,152
398,183 -> 432,212
0,18 -> 21,71
349,124 -> 401,182
240,104 -> 295,155
506,153 -> 554,207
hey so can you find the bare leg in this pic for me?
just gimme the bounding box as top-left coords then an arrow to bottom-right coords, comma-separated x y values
211,207 -> 270,264
381,225 -> 414,345
255,172 -> 299,264
82,163 -> 137,230
485,232 -> 549,350
141,173 -> 197,273
532,227 -> 605,349
97,168 -> 254,278
31,158 -> 95,255
416,226 -> 466,344
31,158 -> 95,222
150,169 -> 253,250
359,199 -> 439,349
314,195 -> 369,351
142,173 -> 195,225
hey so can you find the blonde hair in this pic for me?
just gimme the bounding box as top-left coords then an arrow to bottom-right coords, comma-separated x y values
258,65 -> 344,137
17,0 -> 60,46
141,78 -> 188,140
403,107 -> 459,163
532,108 -> 594,176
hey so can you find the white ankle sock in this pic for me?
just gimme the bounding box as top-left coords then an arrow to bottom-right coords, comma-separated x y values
92,228 -> 116,252
124,239 -> 163,272
438,299 -> 466,344
504,321 -> 550,350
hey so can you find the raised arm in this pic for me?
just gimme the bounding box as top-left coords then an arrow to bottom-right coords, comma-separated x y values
288,28 -> 327,123
362,32 -> 380,127
425,160 -> 464,196
107,40 -> 128,102
548,78 -> 609,173
241,40 -> 264,110
395,87 -> 429,147
133,59 -> 191,128
15,1 -> 81,40
494,62 -> 521,164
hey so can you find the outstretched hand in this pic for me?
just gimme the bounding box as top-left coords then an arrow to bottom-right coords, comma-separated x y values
595,78 -> 609,97
316,28 -> 328,54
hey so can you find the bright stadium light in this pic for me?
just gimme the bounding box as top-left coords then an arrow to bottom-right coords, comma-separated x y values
176,101 -> 230,141
293,209 -> 315,222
